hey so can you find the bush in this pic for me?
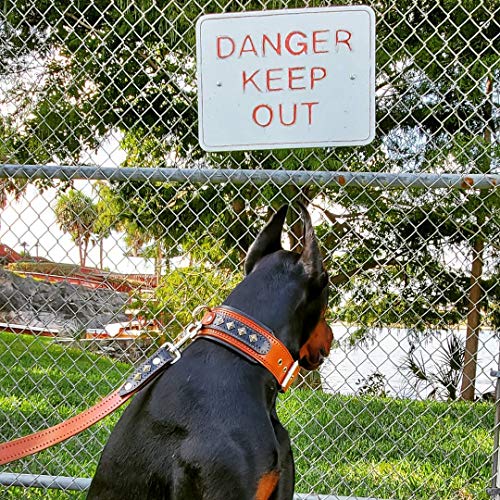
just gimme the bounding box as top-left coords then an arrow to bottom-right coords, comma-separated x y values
130,266 -> 242,343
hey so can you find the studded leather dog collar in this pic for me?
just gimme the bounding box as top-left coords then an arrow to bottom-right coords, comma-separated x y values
197,306 -> 300,392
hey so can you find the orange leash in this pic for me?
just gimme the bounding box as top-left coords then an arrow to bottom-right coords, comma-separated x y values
0,342 -> 181,466
0,390 -> 131,466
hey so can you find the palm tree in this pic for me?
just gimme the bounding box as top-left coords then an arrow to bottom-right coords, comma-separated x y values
54,189 -> 98,267
402,333 -> 465,400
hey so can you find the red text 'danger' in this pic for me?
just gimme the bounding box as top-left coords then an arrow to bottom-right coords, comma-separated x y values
216,30 -> 352,59
252,102 -> 319,127
243,67 -> 327,93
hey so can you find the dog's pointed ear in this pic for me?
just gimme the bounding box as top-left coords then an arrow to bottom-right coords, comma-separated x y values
245,205 -> 288,275
298,203 -> 325,285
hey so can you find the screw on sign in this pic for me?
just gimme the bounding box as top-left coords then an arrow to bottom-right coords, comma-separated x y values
196,7 -> 375,151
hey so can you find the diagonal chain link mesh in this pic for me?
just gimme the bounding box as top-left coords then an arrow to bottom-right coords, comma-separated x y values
0,0 -> 499,499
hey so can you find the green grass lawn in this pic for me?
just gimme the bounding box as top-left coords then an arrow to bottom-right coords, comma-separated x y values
0,331 -> 495,499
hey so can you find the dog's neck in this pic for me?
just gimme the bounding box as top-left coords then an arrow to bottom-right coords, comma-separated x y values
223,256 -> 306,362
221,300 -> 302,363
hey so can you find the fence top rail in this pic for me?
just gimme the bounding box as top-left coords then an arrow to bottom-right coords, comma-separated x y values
0,164 -> 498,190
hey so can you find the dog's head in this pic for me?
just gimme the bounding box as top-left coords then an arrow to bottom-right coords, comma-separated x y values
243,204 -> 333,370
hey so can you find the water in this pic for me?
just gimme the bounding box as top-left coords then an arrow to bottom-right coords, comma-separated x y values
320,325 -> 499,399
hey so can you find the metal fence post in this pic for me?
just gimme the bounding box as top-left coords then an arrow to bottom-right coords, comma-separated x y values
488,364 -> 500,499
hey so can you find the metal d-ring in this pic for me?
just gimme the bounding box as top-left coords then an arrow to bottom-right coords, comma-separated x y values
192,304 -> 212,318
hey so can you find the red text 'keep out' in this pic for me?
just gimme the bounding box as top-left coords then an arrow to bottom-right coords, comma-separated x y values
214,29 -> 353,128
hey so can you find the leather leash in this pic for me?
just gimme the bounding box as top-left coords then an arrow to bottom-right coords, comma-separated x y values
0,343 -> 182,466
0,306 -> 299,466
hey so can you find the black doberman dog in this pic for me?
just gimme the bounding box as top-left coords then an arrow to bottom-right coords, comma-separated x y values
87,204 -> 333,500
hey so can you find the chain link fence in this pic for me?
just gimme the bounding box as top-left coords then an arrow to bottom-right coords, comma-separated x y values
0,0 -> 498,499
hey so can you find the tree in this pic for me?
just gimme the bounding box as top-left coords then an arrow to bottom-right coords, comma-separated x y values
54,189 -> 98,267
327,0 -> 499,400
0,118 -> 27,226
1,0 -> 498,399
91,182 -> 123,269
402,333 -> 465,401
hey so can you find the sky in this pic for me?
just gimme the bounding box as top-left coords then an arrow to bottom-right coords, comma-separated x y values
0,183 -> 155,274
0,137 -> 156,275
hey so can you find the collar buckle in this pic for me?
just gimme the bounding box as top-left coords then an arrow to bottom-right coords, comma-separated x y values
281,360 -> 300,392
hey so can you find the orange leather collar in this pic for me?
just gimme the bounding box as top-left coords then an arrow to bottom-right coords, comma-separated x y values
197,306 -> 300,392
